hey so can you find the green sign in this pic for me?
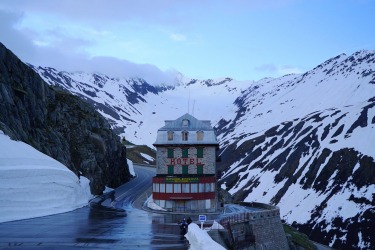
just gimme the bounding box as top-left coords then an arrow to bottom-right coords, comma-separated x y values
165,177 -> 199,183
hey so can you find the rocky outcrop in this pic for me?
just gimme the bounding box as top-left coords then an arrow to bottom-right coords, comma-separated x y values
213,50 -> 375,249
0,42 -> 131,195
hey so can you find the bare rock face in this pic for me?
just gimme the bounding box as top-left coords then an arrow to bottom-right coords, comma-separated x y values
0,42 -> 131,195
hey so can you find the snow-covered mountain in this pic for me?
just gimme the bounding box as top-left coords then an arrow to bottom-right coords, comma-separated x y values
215,51 -> 375,249
31,65 -> 251,146
31,50 -> 375,249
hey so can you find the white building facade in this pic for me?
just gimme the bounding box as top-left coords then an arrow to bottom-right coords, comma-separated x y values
152,113 -> 219,212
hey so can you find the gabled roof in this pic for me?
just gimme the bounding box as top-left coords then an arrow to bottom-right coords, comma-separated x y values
154,113 -> 218,145
158,113 -> 214,131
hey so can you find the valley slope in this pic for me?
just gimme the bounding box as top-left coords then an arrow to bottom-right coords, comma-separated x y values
32,50 -> 375,249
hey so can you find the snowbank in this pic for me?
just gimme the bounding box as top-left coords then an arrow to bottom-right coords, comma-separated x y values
127,159 -> 136,177
0,132 -> 93,223
145,194 -> 167,211
185,223 -> 225,250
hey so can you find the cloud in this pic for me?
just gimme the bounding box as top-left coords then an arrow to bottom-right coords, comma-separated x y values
170,33 -> 187,42
26,45 -> 180,85
0,0 -> 201,28
254,64 -> 278,73
73,56 -> 180,85
0,9 -> 35,60
0,8 -> 179,86
254,63 -> 303,76
278,65 -> 303,75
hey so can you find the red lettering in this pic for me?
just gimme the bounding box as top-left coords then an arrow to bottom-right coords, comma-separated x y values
170,158 -> 202,165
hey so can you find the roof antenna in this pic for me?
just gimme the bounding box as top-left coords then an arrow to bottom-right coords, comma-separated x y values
188,89 -> 191,114
192,100 -> 195,116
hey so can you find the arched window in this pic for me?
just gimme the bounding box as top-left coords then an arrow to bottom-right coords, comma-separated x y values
167,131 -> 174,141
182,119 -> 189,127
182,131 -> 188,141
197,131 -> 203,141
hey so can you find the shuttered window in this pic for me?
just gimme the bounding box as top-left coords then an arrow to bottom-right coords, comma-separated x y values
182,165 -> 188,175
197,165 -> 203,175
182,148 -> 188,158
168,165 -> 174,175
168,148 -> 174,158
197,147 -> 203,158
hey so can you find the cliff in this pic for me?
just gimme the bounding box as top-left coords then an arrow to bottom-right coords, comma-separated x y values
0,42 -> 131,194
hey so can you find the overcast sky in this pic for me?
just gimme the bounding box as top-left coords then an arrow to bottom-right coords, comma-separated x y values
0,0 -> 374,85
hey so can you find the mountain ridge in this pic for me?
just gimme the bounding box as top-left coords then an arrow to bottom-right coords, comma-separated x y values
31,49 -> 375,249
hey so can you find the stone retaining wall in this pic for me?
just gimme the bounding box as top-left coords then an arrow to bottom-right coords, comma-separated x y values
220,202 -> 289,250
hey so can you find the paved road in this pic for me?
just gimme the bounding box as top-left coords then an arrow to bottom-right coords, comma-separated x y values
0,165 -> 189,249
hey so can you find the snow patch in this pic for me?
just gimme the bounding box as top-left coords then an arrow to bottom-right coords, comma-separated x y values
127,159 -> 136,177
140,153 -> 154,162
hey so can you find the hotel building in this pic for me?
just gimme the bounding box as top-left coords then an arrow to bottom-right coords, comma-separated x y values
152,113 -> 219,212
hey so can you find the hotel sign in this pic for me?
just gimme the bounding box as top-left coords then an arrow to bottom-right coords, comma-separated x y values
165,177 -> 199,183
169,158 -> 203,165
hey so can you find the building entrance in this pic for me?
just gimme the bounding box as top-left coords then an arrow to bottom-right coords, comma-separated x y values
175,200 -> 186,212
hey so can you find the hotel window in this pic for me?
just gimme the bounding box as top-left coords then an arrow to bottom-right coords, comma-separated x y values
197,165 -> 203,175
153,183 -> 159,192
167,148 -> 174,158
182,148 -> 188,158
174,184 -> 181,193
197,147 -> 203,158
182,119 -> 189,127
205,183 -> 215,192
168,165 -> 174,175
166,184 -> 173,193
182,165 -> 188,175
191,184 -> 198,193
182,184 -> 190,193
205,183 -> 211,192
167,131 -> 174,141
199,183 -> 205,192
197,131 -> 203,141
182,131 -> 188,141
160,183 -> 165,193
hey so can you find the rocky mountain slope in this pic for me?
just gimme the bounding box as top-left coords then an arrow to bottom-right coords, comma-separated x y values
31,64 -> 254,147
30,50 -> 375,249
0,42 -> 132,195
216,51 -> 375,249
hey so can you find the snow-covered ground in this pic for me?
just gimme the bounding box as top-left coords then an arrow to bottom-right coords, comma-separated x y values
185,223 -> 225,250
0,131 -> 93,223
0,132 -> 221,248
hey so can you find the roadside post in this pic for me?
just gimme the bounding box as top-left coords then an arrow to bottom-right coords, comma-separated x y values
199,215 -> 206,230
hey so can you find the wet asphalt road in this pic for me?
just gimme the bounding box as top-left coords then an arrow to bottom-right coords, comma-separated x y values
0,165 -> 189,249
